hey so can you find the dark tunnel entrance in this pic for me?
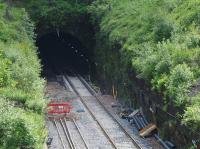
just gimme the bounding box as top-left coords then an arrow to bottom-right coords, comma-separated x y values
37,32 -> 91,77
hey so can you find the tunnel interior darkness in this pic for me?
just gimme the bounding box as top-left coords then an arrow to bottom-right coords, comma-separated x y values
37,32 -> 90,77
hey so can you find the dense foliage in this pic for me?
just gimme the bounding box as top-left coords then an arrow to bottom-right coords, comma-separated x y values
0,3 -> 46,148
20,0 -> 88,29
0,1 -> 94,148
1,0 -> 200,148
17,0 -> 95,50
89,0 -> 200,136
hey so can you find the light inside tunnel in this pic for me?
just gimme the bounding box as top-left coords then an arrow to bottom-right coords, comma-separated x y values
36,32 -> 90,76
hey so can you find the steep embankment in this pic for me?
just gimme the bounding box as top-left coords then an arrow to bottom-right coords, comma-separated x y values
89,0 -> 200,147
1,0 -> 200,148
0,3 -> 46,149
0,1 -> 94,148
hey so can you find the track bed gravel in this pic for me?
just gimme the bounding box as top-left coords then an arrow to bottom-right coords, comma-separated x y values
45,76 -> 163,149
98,95 -> 164,149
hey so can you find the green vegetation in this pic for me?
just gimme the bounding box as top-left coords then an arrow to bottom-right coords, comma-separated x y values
0,3 -> 46,148
1,0 -> 200,148
18,0 -> 94,50
89,0 -> 200,137
21,0 -> 89,29
0,1 -> 93,148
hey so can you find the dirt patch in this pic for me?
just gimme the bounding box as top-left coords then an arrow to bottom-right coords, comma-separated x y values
45,81 -> 74,101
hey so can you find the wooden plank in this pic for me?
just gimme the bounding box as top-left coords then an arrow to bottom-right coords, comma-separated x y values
139,123 -> 157,137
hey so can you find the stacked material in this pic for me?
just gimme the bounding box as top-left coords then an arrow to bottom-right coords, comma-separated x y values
121,109 -> 175,149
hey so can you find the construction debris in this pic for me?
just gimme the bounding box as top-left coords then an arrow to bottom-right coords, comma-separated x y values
128,109 -> 139,118
164,141 -> 175,149
76,109 -> 85,113
118,105 -> 175,149
111,102 -> 120,108
46,137 -> 53,146
119,108 -> 133,119
139,123 -> 157,138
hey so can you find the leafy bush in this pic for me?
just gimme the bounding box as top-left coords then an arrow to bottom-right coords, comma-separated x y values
183,95 -> 200,131
89,0 -> 200,132
21,0 -> 88,29
167,64 -> 194,105
0,98 -> 46,149
0,87 -> 28,104
0,98 -> 34,148
0,2 -> 46,148
0,50 -> 12,87
154,19 -> 173,42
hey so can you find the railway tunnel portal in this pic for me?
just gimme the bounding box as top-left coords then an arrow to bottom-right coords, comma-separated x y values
37,32 -> 92,77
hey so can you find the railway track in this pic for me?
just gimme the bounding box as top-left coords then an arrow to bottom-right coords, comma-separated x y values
77,75 -> 143,149
53,120 -> 68,149
64,74 -> 143,149
53,118 -> 89,149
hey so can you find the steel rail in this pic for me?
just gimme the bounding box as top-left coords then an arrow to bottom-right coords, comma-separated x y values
77,74 -> 143,149
52,76 -> 89,149
60,119 -> 75,149
70,118 -> 90,149
64,75 -> 118,149
53,120 -> 67,149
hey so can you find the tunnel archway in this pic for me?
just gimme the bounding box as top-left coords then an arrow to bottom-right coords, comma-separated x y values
36,32 -> 91,77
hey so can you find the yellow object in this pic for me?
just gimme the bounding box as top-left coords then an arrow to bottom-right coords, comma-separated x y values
112,85 -> 118,100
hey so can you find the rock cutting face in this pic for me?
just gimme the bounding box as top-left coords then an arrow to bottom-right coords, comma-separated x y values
37,32 -> 90,76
